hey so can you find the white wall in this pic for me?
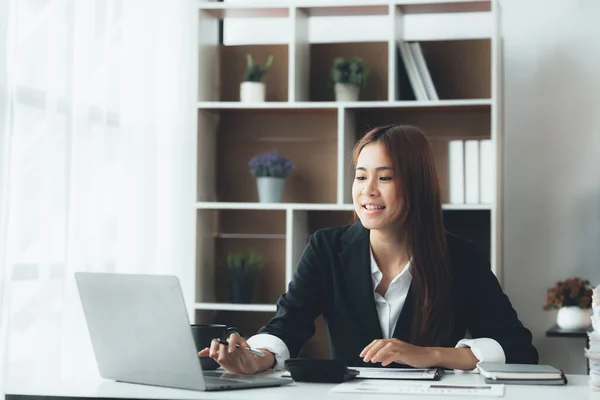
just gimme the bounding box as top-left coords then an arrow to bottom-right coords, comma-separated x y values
501,0 -> 600,374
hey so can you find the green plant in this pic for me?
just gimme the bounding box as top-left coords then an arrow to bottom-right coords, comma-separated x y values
243,54 -> 274,82
331,57 -> 368,88
543,277 -> 593,310
226,250 -> 263,280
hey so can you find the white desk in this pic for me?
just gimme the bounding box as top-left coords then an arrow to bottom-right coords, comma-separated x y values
5,372 -> 599,400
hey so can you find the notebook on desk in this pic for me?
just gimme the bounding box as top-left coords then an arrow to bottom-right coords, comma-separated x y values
477,362 -> 567,385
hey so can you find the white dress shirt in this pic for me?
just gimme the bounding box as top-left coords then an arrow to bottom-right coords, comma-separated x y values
247,247 -> 506,370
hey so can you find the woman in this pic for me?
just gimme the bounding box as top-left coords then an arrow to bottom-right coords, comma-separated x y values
199,125 -> 538,374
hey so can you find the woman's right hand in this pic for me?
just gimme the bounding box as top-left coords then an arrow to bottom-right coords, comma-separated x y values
197,332 -> 275,375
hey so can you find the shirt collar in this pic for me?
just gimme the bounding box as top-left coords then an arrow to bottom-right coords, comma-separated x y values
369,246 -> 412,280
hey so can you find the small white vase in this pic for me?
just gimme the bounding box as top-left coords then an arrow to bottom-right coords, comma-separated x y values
556,306 -> 591,330
334,82 -> 360,102
240,81 -> 265,102
256,177 -> 285,203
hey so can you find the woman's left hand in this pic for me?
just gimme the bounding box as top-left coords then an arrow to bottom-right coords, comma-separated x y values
360,339 -> 438,368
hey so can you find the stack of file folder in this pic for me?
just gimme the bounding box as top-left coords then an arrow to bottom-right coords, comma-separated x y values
477,362 -> 567,385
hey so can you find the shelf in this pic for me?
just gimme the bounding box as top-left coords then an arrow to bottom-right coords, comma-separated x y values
297,4 -> 390,17
198,3 -> 289,19
197,1 -> 491,18
395,0 -> 491,14
197,99 -> 491,111
211,111 -> 337,203
196,202 -> 489,211
195,303 -> 277,312
197,202 -> 354,211
214,233 -> 286,240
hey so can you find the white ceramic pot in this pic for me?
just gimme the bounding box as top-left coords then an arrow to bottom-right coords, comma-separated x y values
334,82 -> 360,102
556,306 -> 591,330
240,81 -> 265,102
256,177 -> 285,203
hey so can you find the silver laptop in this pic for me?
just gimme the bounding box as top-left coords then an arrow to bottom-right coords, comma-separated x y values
74,272 -> 292,391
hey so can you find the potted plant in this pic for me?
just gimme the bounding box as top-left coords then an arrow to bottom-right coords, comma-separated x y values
543,277 -> 593,330
331,57 -> 368,102
227,250 -> 263,304
248,150 -> 294,203
240,53 -> 274,103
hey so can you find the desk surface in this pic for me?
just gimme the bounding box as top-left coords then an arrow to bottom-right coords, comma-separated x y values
5,372 -> 599,400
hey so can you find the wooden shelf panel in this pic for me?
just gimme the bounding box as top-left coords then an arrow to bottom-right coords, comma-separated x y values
215,111 -> 338,204
309,42 -> 389,102
307,210 -> 356,234
396,0 -> 491,14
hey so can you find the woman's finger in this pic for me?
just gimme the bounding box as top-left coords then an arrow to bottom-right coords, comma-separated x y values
208,338 -> 221,358
359,339 -> 379,357
362,340 -> 388,362
198,347 -> 210,357
371,342 -> 397,363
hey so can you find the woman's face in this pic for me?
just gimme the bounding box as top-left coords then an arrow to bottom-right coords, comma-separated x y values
352,142 -> 404,231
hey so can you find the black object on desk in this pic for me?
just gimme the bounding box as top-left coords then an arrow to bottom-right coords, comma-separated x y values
545,324 -> 592,339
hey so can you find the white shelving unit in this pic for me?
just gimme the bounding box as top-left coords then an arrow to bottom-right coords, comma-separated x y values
193,0 -> 503,341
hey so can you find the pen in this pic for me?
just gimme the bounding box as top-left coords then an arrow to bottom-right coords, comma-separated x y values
213,338 -> 266,358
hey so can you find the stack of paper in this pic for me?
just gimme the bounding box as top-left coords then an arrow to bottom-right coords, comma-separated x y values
586,285 -> 600,391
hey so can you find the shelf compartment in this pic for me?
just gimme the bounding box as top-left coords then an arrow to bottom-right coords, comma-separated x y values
196,209 -> 287,305
297,4 -> 390,17
395,0 -> 491,14
395,39 -> 491,101
214,110 -> 338,204
347,106 -> 490,205
219,44 -> 289,102
198,4 -> 290,19
306,42 -> 389,102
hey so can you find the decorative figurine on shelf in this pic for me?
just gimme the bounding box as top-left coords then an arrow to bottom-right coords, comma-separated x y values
240,53 -> 273,103
227,250 -> 263,304
331,57 -> 368,102
248,150 -> 294,203
544,277 -> 594,330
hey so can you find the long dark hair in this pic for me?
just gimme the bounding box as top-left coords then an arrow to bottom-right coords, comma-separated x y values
352,124 -> 454,346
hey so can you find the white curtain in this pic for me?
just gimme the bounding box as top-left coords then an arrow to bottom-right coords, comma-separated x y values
0,0 -> 197,389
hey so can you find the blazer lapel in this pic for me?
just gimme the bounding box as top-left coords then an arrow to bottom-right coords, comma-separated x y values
391,284 -> 414,342
338,221 -> 383,341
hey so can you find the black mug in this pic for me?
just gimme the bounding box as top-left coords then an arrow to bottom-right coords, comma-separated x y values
191,324 -> 239,370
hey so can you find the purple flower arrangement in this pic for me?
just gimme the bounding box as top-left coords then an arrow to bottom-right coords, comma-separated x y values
248,150 -> 294,178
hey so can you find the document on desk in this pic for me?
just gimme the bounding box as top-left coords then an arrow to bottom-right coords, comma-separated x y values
330,380 -> 505,397
353,367 -> 442,380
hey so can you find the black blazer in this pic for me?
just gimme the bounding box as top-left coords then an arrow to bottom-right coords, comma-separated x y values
257,221 -> 539,367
